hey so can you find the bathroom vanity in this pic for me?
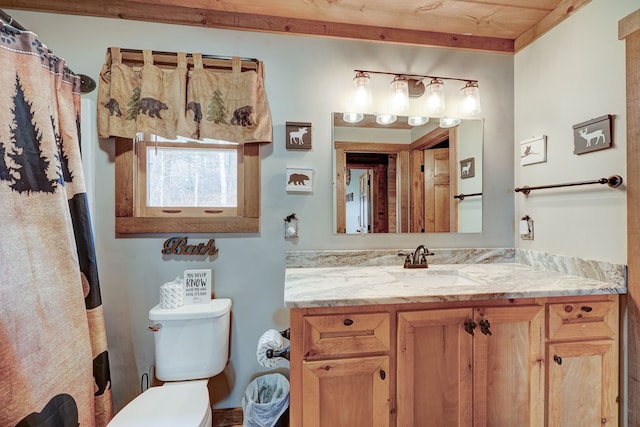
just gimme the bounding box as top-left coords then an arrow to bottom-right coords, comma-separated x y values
284,250 -> 626,427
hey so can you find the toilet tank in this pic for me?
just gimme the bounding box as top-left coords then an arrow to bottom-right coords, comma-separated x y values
149,298 -> 232,381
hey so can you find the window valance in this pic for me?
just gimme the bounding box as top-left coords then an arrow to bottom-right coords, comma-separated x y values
97,47 -> 272,144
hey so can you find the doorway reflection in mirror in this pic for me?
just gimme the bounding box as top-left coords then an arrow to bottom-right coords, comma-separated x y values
333,113 -> 483,234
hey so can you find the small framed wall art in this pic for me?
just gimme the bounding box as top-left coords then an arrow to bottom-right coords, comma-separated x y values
520,135 -> 547,166
286,121 -> 312,150
286,167 -> 313,192
572,114 -> 613,155
459,157 -> 475,179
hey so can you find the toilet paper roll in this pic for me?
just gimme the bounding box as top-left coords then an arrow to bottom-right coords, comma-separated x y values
159,278 -> 184,309
519,219 -> 530,235
256,329 -> 287,368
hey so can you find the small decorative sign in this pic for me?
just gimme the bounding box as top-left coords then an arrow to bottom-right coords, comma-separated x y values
162,237 -> 218,256
520,135 -> 547,166
572,115 -> 613,155
286,167 -> 314,192
183,269 -> 212,305
459,157 -> 475,179
286,121 -> 312,150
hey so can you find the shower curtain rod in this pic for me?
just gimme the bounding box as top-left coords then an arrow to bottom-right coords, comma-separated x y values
0,9 -> 26,30
0,9 -> 96,93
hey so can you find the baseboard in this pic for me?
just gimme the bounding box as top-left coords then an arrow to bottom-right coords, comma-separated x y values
212,408 -> 243,427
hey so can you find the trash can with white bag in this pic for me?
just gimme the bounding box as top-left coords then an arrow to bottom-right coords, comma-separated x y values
242,373 -> 290,427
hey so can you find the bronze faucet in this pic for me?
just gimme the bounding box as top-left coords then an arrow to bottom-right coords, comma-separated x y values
400,245 -> 435,268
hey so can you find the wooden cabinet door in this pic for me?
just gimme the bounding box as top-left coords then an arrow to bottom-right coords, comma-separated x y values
473,305 -> 545,427
302,355 -> 390,427
398,305 -> 544,427
547,340 -> 618,427
397,308 -> 474,427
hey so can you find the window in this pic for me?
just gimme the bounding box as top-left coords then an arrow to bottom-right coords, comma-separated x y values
115,135 -> 260,234
138,137 -> 239,217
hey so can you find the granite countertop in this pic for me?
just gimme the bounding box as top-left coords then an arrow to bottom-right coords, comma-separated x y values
284,262 -> 627,308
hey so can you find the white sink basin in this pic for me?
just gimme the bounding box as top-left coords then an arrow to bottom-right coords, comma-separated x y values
388,269 -> 481,287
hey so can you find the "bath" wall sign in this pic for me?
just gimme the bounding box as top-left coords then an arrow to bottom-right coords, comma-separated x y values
162,237 -> 219,256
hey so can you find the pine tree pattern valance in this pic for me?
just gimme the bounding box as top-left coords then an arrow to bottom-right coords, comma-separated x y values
97,48 -> 272,144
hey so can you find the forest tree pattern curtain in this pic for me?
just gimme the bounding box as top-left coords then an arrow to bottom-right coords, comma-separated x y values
97,47 -> 273,143
0,22 -> 113,426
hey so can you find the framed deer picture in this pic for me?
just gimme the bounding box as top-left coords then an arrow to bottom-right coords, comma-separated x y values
286,121 -> 312,150
459,157 -> 475,178
572,115 -> 613,155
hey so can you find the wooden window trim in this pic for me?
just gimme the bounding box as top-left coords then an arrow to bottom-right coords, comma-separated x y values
115,137 -> 260,234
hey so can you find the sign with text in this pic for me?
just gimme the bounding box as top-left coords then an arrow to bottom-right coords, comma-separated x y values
183,269 -> 212,305
162,237 -> 218,256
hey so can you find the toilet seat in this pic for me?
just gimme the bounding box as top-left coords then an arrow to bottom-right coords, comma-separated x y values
107,380 -> 211,427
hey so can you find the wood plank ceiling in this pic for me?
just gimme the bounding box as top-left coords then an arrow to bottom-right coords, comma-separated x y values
0,0 -> 591,53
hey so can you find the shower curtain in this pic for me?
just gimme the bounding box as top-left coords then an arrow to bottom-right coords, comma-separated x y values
0,21 -> 113,427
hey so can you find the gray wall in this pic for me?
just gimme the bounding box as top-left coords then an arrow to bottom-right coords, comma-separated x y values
514,0 -> 636,264
8,8 -> 512,412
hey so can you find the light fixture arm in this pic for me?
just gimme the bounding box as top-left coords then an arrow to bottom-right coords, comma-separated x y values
353,69 -> 478,85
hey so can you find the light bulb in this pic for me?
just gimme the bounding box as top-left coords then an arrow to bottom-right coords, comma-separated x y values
460,81 -> 481,117
376,113 -> 397,125
439,117 -> 461,128
425,78 -> 445,117
389,75 -> 409,114
408,116 -> 429,126
346,71 -> 372,114
343,112 -> 364,123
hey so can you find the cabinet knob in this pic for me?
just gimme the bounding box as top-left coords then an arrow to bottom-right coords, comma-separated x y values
464,319 -> 477,336
379,369 -> 386,380
581,306 -> 593,312
479,319 -> 492,336
343,318 -> 354,326
554,355 -> 562,365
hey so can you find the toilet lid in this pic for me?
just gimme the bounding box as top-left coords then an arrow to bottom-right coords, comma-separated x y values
108,381 -> 210,427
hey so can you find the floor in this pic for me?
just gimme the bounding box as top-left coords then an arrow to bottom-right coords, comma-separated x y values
212,408 -> 243,426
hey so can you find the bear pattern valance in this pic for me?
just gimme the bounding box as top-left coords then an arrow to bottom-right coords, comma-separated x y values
97,48 -> 272,144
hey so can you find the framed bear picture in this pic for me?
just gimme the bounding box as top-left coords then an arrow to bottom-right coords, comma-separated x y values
286,167 -> 313,192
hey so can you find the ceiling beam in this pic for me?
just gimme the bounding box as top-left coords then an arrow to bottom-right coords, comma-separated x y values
0,0 -> 514,53
619,8 -> 640,40
514,0 -> 591,52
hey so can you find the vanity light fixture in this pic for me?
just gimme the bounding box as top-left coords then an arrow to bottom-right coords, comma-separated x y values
389,75 -> 409,114
459,81 -> 481,117
346,69 -> 481,126
376,113 -> 397,125
439,117 -> 462,128
343,71 -> 373,123
424,78 -> 446,117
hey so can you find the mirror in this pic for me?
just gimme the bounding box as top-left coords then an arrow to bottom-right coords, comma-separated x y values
333,113 -> 483,234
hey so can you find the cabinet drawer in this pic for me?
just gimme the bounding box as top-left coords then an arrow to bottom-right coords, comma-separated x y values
302,312 -> 390,359
547,301 -> 616,341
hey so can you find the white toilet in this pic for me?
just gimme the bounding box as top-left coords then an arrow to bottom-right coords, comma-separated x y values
108,298 -> 232,427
